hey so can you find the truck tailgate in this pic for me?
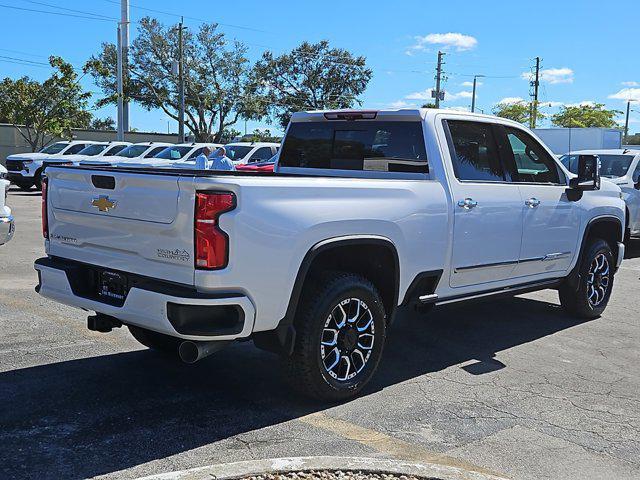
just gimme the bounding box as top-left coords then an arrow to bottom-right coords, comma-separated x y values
46,168 -> 196,285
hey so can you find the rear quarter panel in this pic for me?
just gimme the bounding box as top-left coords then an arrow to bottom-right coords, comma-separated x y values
191,175 -> 449,332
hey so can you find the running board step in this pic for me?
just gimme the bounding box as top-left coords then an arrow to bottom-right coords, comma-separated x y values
435,279 -> 561,306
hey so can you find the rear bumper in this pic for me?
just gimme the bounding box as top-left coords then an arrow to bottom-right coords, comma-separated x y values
34,257 -> 256,341
0,215 -> 14,245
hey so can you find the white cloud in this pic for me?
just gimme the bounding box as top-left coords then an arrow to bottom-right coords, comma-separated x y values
521,67 -> 574,84
448,106 -> 470,112
622,81 -> 639,87
497,97 -> 525,105
406,32 -> 478,54
405,88 -> 473,102
608,88 -> 640,102
540,101 -> 564,108
405,88 -> 435,100
461,80 -> 482,87
388,100 -> 415,109
448,91 -> 473,100
564,100 -> 596,107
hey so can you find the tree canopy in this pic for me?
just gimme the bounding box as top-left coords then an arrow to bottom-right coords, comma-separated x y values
86,17 -> 264,142
492,101 -> 544,126
0,56 -> 92,151
251,40 -> 373,128
551,103 -> 622,128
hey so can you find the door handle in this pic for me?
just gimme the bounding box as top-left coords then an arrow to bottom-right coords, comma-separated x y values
457,198 -> 478,209
525,197 -> 541,208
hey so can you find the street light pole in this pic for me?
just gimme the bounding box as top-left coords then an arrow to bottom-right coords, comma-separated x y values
177,17 -> 186,143
120,0 -> 129,132
116,24 -> 124,141
471,75 -> 485,113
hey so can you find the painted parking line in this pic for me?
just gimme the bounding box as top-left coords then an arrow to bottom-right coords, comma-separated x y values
299,411 -> 508,479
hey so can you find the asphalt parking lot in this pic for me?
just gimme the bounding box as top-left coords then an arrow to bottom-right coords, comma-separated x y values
1,187 -> 639,480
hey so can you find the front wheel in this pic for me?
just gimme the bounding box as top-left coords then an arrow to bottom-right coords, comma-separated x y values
559,239 -> 615,319
13,181 -> 33,191
285,272 -> 387,401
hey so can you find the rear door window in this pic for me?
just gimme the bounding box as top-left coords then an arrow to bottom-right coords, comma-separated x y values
279,121 -> 427,172
446,120 -> 504,182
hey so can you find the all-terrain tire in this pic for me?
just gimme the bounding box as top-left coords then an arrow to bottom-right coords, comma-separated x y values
285,271 -> 387,402
128,325 -> 180,354
559,238 -> 615,319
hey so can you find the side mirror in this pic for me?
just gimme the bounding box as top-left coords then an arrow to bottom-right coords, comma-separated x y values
569,155 -> 600,191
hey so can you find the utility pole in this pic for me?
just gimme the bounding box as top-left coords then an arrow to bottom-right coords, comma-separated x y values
433,51 -> 445,108
530,56 -> 541,129
120,0 -> 129,132
116,24 -> 124,141
177,17 -> 186,142
471,74 -> 485,113
624,100 -> 633,142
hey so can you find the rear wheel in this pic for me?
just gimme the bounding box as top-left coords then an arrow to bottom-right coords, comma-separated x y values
559,239 -> 614,319
285,272 -> 387,401
128,325 -> 180,354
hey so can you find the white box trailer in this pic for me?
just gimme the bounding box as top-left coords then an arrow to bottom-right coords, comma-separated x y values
533,128 -> 622,155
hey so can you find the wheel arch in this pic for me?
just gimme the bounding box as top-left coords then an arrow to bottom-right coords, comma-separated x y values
254,235 -> 400,355
566,215 -> 623,290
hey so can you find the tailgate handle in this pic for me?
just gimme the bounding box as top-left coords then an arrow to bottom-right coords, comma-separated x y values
92,175 -> 116,190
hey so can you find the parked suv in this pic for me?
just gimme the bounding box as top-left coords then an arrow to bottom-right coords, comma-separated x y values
561,149 -> 640,239
43,141 -> 131,171
80,142 -> 173,167
36,109 -> 625,400
225,142 -> 280,165
6,140 -> 99,190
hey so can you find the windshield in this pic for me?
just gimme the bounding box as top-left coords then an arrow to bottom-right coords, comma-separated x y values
117,145 -> 149,158
39,142 -> 68,154
77,144 -> 108,156
153,146 -> 193,160
561,154 -> 635,178
225,145 -> 253,161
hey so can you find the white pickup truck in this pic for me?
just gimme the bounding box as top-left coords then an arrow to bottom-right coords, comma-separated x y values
35,109 -> 626,400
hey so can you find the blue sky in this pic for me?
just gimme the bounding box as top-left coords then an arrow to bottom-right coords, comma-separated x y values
1,0 -> 639,134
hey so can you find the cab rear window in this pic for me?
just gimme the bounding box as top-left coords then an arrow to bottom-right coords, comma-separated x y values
279,121 -> 427,173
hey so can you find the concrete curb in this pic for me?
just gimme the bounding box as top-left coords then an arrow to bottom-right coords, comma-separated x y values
136,456 -> 510,480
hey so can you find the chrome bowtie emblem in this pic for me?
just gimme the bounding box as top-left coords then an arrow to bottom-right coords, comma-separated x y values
91,195 -> 117,212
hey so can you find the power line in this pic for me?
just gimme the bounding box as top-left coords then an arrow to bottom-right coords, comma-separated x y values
99,0 -> 271,34
21,0 -> 116,20
0,3 -> 115,21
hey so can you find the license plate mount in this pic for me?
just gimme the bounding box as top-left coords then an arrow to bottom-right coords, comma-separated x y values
98,270 -> 128,303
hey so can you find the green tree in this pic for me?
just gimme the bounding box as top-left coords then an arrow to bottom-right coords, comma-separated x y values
86,17 -> 263,142
0,56 -> 92,151
246,128 -> 280,142
551,103 -> 622,128
251,40 -> 372,128
421,103 -> 436,108
624,133 -> 640,145
493,101 -> 544,126
90,117 -> 116,130
218,128 -> 241,144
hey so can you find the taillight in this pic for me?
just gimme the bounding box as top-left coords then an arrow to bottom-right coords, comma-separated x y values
41,176 -> 49,239
194,192 -> 235,269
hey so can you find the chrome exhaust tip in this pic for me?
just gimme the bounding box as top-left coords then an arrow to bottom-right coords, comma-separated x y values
178,340 -> 231,364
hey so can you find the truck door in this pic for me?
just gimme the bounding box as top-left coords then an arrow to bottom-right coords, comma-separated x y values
501,126 -> 580,277
443,119 -> 524,288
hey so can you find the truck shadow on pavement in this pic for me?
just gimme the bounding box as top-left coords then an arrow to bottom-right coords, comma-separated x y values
0,296 -> 593,480
624,238 -> 640,259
